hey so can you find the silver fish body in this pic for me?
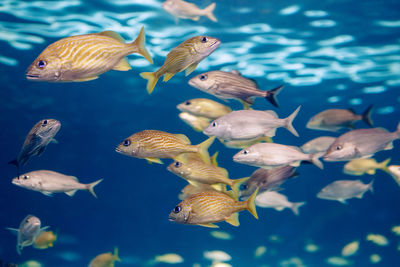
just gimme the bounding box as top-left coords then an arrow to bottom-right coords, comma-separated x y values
12,170 -> 102,197
162,0 -> 217,22
301,136 -> 336,154
317,180 -> 373,203
255,191 -> 305,215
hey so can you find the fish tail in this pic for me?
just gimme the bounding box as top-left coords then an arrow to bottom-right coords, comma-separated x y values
86,179 -> 103,198
291,202 -> 306,216
396,121 -> 400,139
231,177 -> 249,200
113,246 -> 121,262
245,187 -> 259,219
140,72 -> 159,94
131,26 -> 153,64
8,159 -> 20,178
368,179 -> 374,194
265,85 -> 284,108
203,3 -> 217,22
310,152 -> 324,169
379,158 -> 391,172
284,105 -> 301,137
361,104 -> 374,127
196,136 -> 215,164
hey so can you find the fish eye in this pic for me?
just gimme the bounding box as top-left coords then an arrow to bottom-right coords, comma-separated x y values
243,150 -> 249,155
242,184 -> 247,190
335,145 -> 342,150
123,140 -> 131,146
174,161 -> 181,168
42,120 -> 48,126
23,175 -> 29,180
185,101 -> 191,105
37,60 -> 47,69
201,37 -> 207,43
199,74 -> 208,81
174,205 -> 182,213
212,122 -> 216,127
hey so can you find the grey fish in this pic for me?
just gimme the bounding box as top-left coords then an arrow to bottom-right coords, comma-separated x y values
9,119 -> 61,174
301,136 -> 336,154
203,106 -> 300,141
6,215 -> 48,254
255,191 -> 305,216
188,70 -> 283,108
162,0 -> 217,22
240,166 -> 298,199
306,105 -> 373,132
317,180 -> 373,203
233,143 -> 323,169
12,170 -> 103,198
324,122 -> 400,161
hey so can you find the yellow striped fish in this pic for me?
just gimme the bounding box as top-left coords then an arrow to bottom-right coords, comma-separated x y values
178,183 -> 227,200
168,153 -> 248,199
115,130 -> 214,164
169,188 -> 259,228
26,26 -> 153,82
140,35 -> 220,94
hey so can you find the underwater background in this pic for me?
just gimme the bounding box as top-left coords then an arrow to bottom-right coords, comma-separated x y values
1,0 -> 400,266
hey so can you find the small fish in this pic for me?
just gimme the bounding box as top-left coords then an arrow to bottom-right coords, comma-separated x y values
304,242 -> 320,253
168,153 -> 248,198
233,143 -> 323,169
203,106 -> 301,141
6,215 -> 48,254
343,158 -> 390,176
179,112 -> 211,132
89,247 -> 120,267
140,36 -> 220,94
301,136 -> 336,154
391,225 -> 400,236
9,119 -> 61,174
366,234 -> 389,246
324,122 -> 400,161
240,166 -> 298,199
12,170 -> 103,197
369,254 -> 382,264
341,240 -> 359,257
115,130 -> 214,164
219,136 -> 273,149
210,231 -> 233,240
326,256 -> 352,266
317,180 -> 373,204
162,0 -> 217,22
19,260 -> 43,267
178,183 -> 225,200
33,230 -> 57,249
255,191 -> 305,215
254,246 -> 267,258
210,263 -> 232,267
151,253 -> 184,264
203,250 -> 232,262
189,70 -> 284,108
26,27 -> 152,82
169,189 -> 258,228
307,105 -> 373,132
177,98 -> 232,119
387,165 -> 400,186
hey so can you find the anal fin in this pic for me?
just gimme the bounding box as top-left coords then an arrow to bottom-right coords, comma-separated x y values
198,223 -> 219,228
145,157 -> 163,164
185,63 -> 199,76
113,57 -> 132,71
65,190 -> 78,197
225,213 -> 240,227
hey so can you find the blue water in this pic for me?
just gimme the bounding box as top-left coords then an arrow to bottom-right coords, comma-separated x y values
1,0 -> 400,266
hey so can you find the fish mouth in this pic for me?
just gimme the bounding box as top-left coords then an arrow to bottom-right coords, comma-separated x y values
210,40 -> 221,48
26,74 -> 41,80
115,147 -> 122,153
168,216 -> 176,221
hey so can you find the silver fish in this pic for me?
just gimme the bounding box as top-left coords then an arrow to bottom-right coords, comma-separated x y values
203,106 -> 300,141
162,0 -> 217,22
301,136 -> 336,154
324,122 -> 400,161
233,143 -> 324,169
240,166 -> 297,199
317,180 -> 373,204
255,191 -> 305,216
189,70 -> 284,108
9,119 -> 61,173
306,106 -> 373,132
6,215 -> 48,254
388,165 -> 400,187
12,170 -> 103,198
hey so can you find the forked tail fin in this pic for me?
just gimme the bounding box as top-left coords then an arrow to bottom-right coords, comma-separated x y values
203,3 -> 217,22
140,72 -> 159,94
132,26 -> 153,64
87,179 -> 103,198
245,187 -> 259,219
361,104 -> 374,127
265,85 -> 284,108
284,106 -> 301,137
196,136 -> 215,164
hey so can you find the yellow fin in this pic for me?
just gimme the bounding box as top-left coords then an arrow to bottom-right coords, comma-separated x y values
173,134 -> 191,144
211,151 -> 219,166
48,242 -> 53,247
185,62 -> 199,76
366,169 -> 376,175
96,31 -> 125,42
231,177 -> 249,200
113,57 -> 132,71
74,76 -> 99,82
210,183 -> 224,191
240,100 -> 251,110
198,223 -> 219,228
191,16 -> 200,21
262,136 -> 273,143
131,26 -> 153,64
163,72 -> 175,82
196,136 -> 215,164
225,212 -> 240,227
140,72 -> 158,94
246,187 -> 259,219
379,158 -> 391,172
113,247 -> 121,262
145,157 -> 163,164
188,180 -> 201,187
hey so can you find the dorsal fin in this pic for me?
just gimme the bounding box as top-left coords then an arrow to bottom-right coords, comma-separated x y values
96,31 -> 125,43
211,151 -> 219,166
347,108 -> 356,114
69,176 -> 79,182
173,134 -> 191,144
230,70 -> 241,76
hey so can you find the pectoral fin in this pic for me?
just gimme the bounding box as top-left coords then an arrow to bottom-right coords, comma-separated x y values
113,57 -> 132,71
65,190 -> 78,197
50,138 -> 58,144
145,158 -> 163,164
366,169 -> 376,175
185,63 -> 199,76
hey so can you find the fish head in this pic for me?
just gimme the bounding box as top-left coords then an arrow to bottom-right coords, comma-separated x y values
306,115 -> 323,129
162,0 -> 176,13
233,146 -> 261,166
168,202 -> 191,224
115,136 -> 141,157
203,118 -> 230,139
26,55 -> 62,81
12,173 -> 37,190
177,99 -> 201,114
324,142 -> 358,161
20,215 -> 41,235
388,165 -> 400,178
167,160 -> 192,177
189,36 -> 221,57
36,119 -> 61,138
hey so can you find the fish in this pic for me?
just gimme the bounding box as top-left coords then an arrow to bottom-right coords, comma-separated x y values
168,189 -> 258,228
326,256 -> 352,266
203,106 -> 301,141
9,119 -> 61,174
115,130 -> 215,164
33,230 -> 57,249
369,254 -> 382,264
188,70 -> 284,108
210,231 -> 233,240
210,263 -> 232,267
254,246 -> 267,258
89,247 -> 120,267
323,122 -> 400,161
219,136 -> 273,149
19,260 -> 43,267
392,225 -> 400,236
178,183 -> 226,200
177,98 -> 232,119
140,36 -> 220,94
151,253 -> 184,264
178,112 -> 211,132
317,180 -> 373,204
301,136 -> 336,154
254,191 -> 305,215
341,240 -> 359,257
12,170 -> 103,198
387,165 -> 400,186
26,26 -> 152,82
306,105 -> 373,132
240,166 -> 298,199
233,143 -> 324,169
343,158 -> 390,176
162,0 -> 217,22
203,250 -> 232,262
304,242 -> 320,253
6,215 -> 49,254
366,234 -> 389,246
